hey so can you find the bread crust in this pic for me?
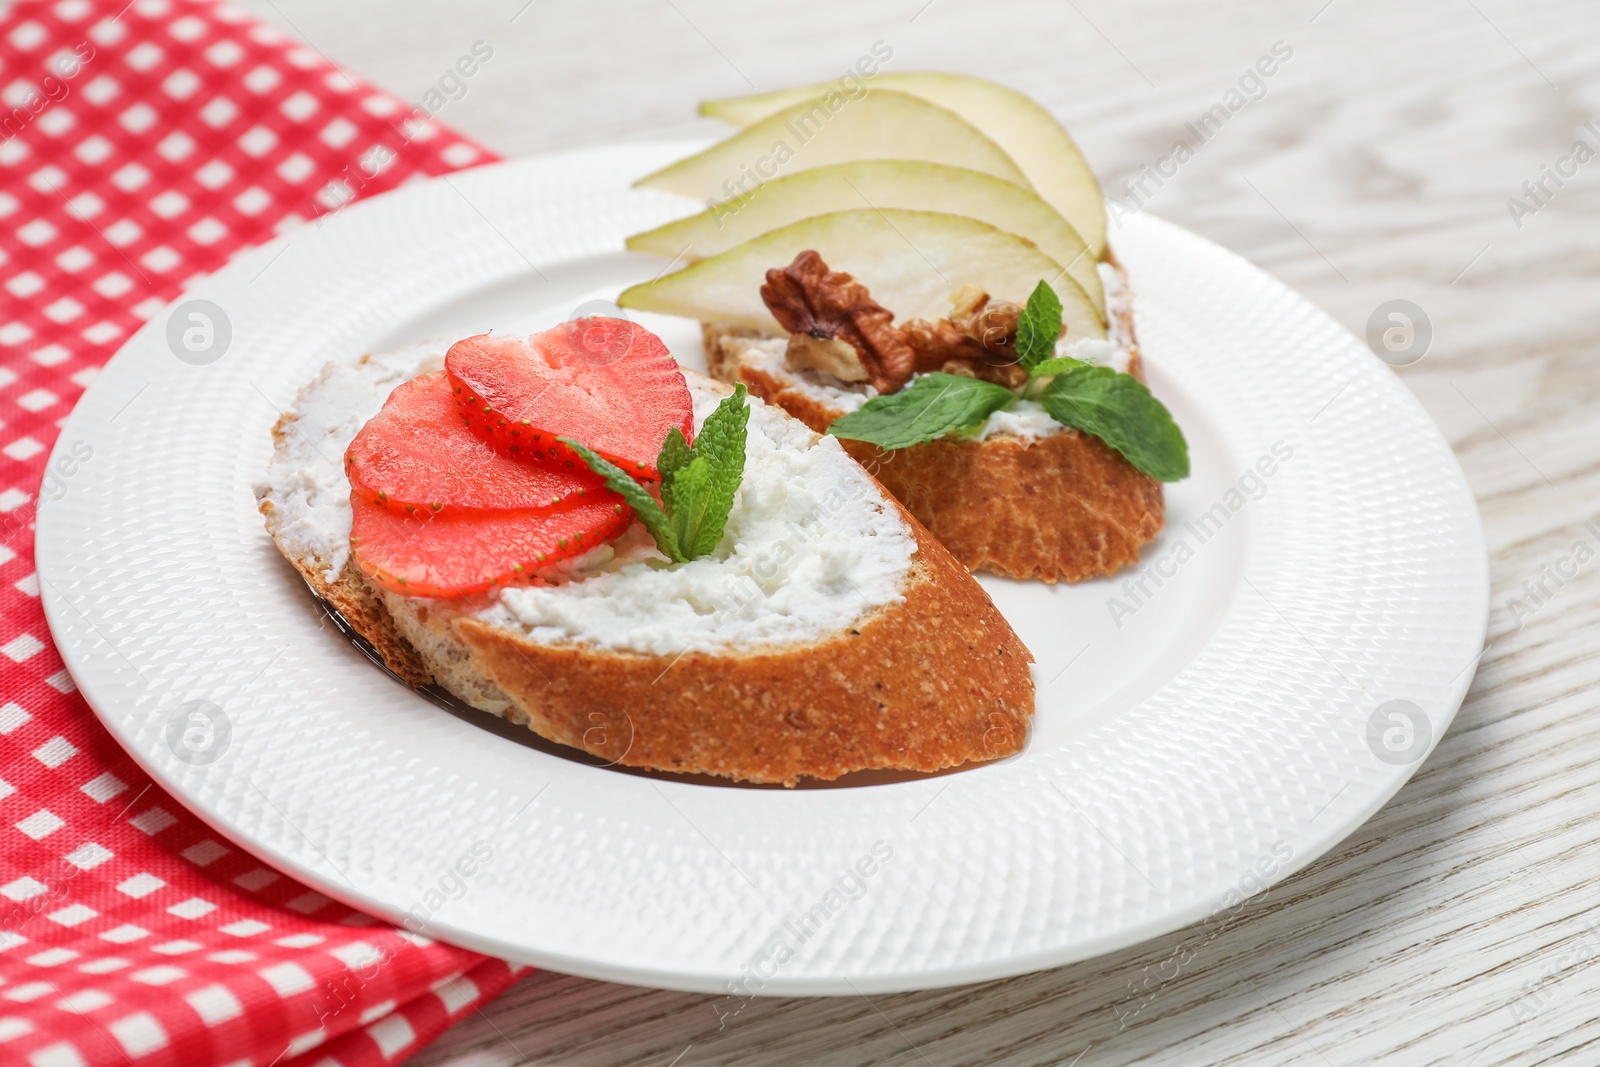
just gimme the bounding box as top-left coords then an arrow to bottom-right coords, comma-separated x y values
259,425 -> 435,687
701,262 -> 1166,583
427,510 -> 1033,786
726,361 -> 1164,583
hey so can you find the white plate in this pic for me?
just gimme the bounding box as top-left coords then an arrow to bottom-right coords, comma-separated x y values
37,142 -> 1487,995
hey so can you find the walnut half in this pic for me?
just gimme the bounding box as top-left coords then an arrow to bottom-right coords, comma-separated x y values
760,251 -> 916,394
901,287 -> 1032,390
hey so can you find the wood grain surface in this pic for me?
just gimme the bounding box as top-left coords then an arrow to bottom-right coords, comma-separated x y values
237,0 -> 1600,1062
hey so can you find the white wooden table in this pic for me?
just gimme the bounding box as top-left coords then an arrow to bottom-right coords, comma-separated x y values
239,0 -> 1600,1062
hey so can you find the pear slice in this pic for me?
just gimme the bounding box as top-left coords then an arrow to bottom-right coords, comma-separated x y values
635,90 -> 1028,203
702,73 -> 1107,258
618,208 -> 1104,342
627,161 -> 1103,319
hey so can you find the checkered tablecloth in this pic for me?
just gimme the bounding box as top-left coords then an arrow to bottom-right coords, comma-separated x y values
0,2 -> 528,1064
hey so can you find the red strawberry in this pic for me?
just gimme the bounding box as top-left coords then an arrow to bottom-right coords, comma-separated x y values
346,373 -> 608,514
445,318 -> 693,480
350,494 -> 633,598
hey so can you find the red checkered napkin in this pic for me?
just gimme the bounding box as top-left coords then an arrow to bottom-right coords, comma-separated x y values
0,1 -> 529,1064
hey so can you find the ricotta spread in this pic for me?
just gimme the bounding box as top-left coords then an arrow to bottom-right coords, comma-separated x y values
254,341 -> 444,584
256,342 -> 917,656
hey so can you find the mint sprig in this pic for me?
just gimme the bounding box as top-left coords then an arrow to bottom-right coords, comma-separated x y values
562,383 -> 750,562
826,373 -> 1017,450
823,280 -> 1190,482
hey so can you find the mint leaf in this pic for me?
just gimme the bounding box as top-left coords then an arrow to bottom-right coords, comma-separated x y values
560,437 -> 684,561
666,454 -> 714,555
1028,355 -> 1092,378
827,373 -> 1017,450
657,427 -> 694,483
1014,280 -> 1063,371
690,384 -> 751,494
563,384 -> 750,563
657,426 -> 693,521
671,384 -> 749,558
1038,367 -> 1189,481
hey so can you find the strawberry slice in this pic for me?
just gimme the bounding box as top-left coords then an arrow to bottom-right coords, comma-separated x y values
445,318 -> 693,480
346,373 -> 608,514
350,494 -> 633,598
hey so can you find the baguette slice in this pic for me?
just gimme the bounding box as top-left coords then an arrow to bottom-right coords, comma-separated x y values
703,259 -> 1164,583
256,347 -> 1034,786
